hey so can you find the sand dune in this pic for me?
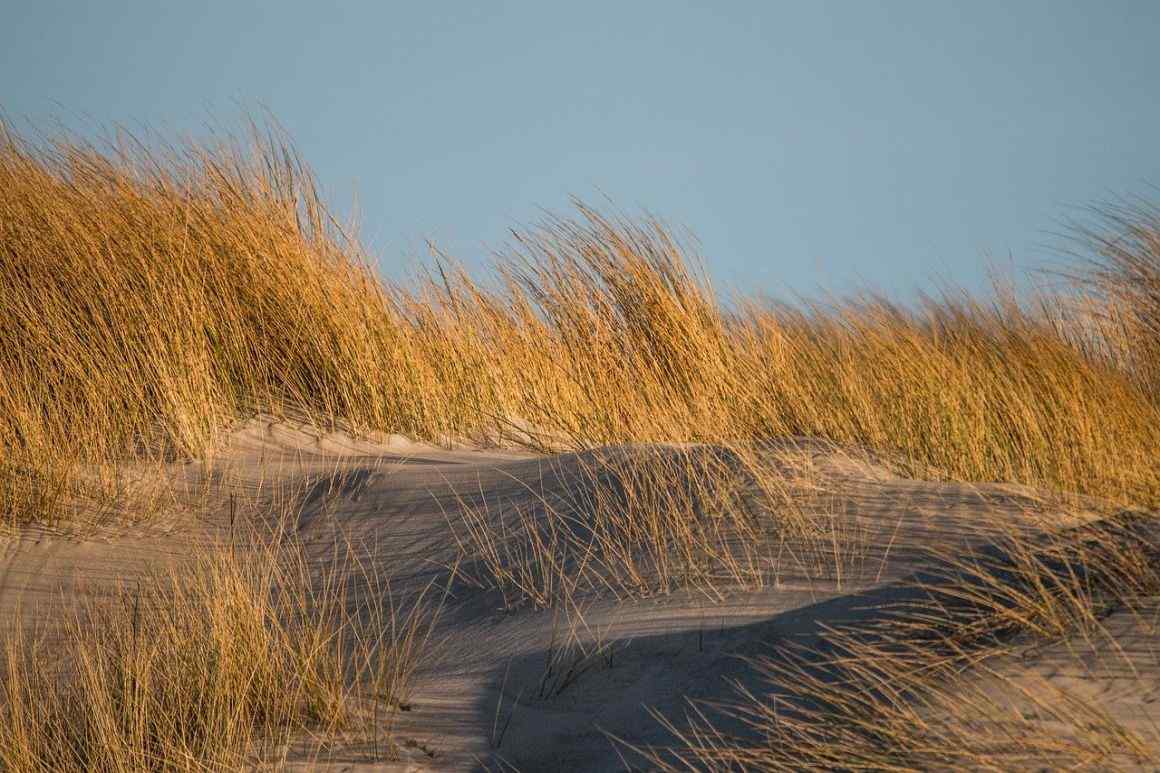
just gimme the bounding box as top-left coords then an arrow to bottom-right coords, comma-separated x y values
1,120 -> 1157,771
3,420 -> 1153,770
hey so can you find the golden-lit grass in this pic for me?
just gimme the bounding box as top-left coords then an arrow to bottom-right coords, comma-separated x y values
1,121 -> 1159,526
2,117 -> 1159,770
1070,198 -> 1160,392
0,529 -> 439,771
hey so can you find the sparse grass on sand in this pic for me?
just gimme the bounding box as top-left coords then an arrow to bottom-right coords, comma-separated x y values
0,520 -> 439,772
1,121 -> 1159,524
641,512 -> 1160,771
447,445 -> 786,609
1,119 -> 1159,770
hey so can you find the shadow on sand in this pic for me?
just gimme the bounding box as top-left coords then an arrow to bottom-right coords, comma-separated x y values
472,510 -> 1160,771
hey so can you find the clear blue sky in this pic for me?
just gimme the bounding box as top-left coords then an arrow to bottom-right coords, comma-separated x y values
3,1 -> 1158,299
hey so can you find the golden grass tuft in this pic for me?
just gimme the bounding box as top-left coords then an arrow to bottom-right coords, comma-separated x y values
2,114 -> 1160,769
1,120 -> 1159,523
0,529 -> 439,771
1069,198 -> 1160,391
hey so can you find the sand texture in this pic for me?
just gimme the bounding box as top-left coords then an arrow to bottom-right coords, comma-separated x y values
3,421 -> 1155,771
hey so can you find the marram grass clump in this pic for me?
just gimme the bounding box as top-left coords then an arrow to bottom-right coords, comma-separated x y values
0,529 -> 438,771
1,120 -> 1158,523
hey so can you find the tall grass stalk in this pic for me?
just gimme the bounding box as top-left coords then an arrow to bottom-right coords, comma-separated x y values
2,120 -> 1158,525
0,528 -> 439,771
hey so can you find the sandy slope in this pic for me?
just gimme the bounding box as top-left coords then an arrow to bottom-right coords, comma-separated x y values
1,420 -> 1156,771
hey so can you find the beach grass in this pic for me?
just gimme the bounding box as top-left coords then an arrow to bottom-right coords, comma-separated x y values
1,119 -> 1158,770
1,122 -> 1158,526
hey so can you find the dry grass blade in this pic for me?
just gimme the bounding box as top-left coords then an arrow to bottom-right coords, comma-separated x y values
2,114 -> 1160,770
446,444 -> 804,609
0,527 -> 441,771
639,512 -> 1160,771
3,119 -> 1160,530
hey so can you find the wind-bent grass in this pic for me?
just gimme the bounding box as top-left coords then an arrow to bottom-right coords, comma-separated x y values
1069,198 -> 1160,392
640,511 -> 1160,771
2,121 -> 1159,526
446,442 -> 881,609
0,528 -> 440,771
649,628 -> 1159,771
2,117 -> 1159,769
446,445 -> 788,608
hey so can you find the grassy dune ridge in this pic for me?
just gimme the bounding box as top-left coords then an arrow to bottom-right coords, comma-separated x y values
1,121 -> 1159,770
1,122 -> 1157,516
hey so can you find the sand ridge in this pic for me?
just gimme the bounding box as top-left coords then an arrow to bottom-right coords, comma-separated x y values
3,421 -> 1152,770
